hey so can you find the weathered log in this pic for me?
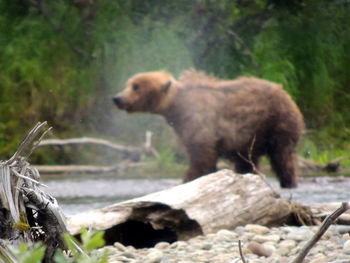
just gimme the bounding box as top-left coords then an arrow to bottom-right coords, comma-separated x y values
39,137 -> 142,155
34,162 -> 145,175
67,169 -> 305,248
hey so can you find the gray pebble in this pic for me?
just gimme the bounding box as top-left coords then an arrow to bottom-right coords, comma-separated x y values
144,249 -> 163,263
245,224 -> 270,234
114,242 -> 128,252
155,242 -> 170,250
170,241 -> 188,249
286,227 -> 314,241
247,241 -> 272,257
252,234 -> 280,243
121,252 -> 136,259
343,239 -> 350,254
200,243 -> 212,250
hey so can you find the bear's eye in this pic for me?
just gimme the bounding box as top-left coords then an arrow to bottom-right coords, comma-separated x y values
132,84 -> 140,91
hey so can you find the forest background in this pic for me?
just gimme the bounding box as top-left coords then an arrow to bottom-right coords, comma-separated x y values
0,0 -> 349,170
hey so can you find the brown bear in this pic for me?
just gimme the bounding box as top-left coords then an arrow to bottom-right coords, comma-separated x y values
113,69 -> 304,188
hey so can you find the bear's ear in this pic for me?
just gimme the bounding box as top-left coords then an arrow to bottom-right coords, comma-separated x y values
162,80 -> 172,93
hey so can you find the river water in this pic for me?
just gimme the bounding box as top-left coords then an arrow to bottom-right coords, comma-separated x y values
41,173 -> 350,216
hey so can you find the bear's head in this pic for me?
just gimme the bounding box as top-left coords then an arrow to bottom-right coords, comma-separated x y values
113,71 -> 176,113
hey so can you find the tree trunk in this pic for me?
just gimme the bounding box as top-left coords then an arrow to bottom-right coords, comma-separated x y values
67,170 -> 304,248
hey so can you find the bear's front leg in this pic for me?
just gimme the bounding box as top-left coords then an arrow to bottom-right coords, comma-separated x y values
184,145 -> 218,182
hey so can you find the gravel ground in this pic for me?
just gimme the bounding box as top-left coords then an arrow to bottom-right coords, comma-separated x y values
96,224 -> 350,263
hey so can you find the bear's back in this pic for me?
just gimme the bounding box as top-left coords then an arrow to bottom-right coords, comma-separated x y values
168,74 -> 302,152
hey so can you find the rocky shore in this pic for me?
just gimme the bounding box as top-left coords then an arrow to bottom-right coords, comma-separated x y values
98,224 -> 350,263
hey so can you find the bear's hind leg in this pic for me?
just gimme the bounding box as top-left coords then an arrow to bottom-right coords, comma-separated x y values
268,141 -> 297,188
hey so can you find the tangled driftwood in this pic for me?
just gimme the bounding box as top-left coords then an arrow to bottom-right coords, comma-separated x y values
0,122 -> 68,262
290,202 -> 349,263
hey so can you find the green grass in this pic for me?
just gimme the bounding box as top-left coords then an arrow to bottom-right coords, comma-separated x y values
298,138 -> 350,168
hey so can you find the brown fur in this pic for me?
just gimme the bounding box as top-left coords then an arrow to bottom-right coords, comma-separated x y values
113,69 -> 304,188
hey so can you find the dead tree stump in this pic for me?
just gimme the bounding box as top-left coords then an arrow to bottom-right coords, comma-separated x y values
0,122 -> 68,262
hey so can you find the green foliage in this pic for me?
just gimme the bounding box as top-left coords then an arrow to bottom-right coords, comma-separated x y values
274,2 -> 350,131
0,0 -> 96,158
250,0 -> 350,152
156,146 -> 181,170
77,228 -> 106,253
0,0 -> 349,165
10,243 -> 46,263
299,137 -> 350,168
251,19 -> 299,97
10,228 -> 107,263
54,229 -> 107,263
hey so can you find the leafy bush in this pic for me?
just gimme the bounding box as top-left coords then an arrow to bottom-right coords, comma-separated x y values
9,229 -> 108,263
1,0 -> 349,165
54,229 -> 108,263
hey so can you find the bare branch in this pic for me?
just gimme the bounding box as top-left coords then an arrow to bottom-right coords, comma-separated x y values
290,202 -> 349,263
144,131 -> 160,159
237,135 -> 259,174
6,122 -> 48,165
11,169 -> 47,187
24,126 -> 53,161
237,135 -> 279,196
238,240 -> 247,263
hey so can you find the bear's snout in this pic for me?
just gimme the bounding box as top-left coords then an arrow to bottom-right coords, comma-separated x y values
113,96 -> 124,108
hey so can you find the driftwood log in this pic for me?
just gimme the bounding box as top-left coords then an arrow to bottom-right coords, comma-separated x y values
38,132 -> 159,160
34,162 -> 146,175
252,156 -> 348,177
35,132 -> 159,175
297,156 -> 347,175
39,137 -> 144,156
67,169 -> 310,248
